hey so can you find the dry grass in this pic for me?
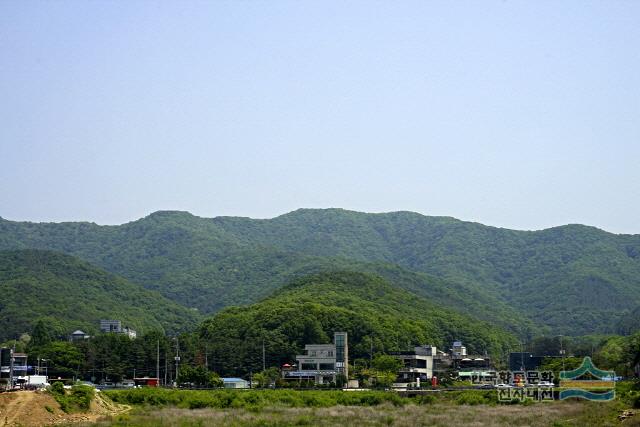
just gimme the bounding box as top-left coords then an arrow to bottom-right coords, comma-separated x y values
93,400 -> 633,427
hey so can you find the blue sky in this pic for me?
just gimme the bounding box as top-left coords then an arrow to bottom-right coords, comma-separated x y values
1,1 -> 639,233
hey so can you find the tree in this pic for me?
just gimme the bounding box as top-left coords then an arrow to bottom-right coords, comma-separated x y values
528,336 -> 563,356
595,336 -> 628,375
36,342 -> 83,378
627,332 -> 640,370
374,371 -> 397,389
371,355 -> 402,373
252,368 -> 280,388
31,319 -> 55,347
178,365 -> 222,388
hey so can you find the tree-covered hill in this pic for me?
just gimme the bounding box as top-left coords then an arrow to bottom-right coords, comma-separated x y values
0,249 -> 200,341
212,209 -> 640,335
198,271 -> 518,376
2,208 -> 639,336
0,213 -> 534,337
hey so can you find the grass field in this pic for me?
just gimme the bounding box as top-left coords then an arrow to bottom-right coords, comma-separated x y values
94,385 -> 640,426
96,401 -> 635,427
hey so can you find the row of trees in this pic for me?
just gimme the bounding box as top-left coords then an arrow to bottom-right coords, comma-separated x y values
535,333 -> 640,378
3,319 -> 639,388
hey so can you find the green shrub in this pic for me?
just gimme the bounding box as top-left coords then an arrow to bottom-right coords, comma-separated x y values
49,381 -> 65,395
455,391 -> 485,406
412,394 -> 436,404
454,390 -> 495,406
48,384 -> 94,413
104,388 -> 412,410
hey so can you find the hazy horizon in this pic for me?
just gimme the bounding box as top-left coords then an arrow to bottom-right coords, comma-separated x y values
2,1 -> 639,234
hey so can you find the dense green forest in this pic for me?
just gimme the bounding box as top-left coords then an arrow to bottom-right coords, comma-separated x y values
199,271 -> 518,375
0,250 -> 200,341
2,208 -> 640,335
2,268 -> 639,384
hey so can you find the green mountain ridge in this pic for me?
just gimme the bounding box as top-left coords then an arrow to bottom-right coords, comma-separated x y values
2,208 -> 639,336
0,212 -> 534,337
0,249 -> 200,341
199,271 -> 518,375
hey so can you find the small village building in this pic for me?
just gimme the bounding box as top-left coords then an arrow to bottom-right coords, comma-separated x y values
69,330 -> 90,341
285,332 -> 348,385
222,377 -> 249,389
390,345 -> 437,388
451,341 -> 467,359
99,320 -> 137,339
0,348 -> 28,388
458,357 -> 492,371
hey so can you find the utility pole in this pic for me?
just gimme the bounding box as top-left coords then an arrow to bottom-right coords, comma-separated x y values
560,335 -> 566,373
164,352 -> 168,386
9,346 -> 15,390
174,337 -> 180,387
262,339 -> 266,372
156,340 -> 160,383
205,344 -> 208,370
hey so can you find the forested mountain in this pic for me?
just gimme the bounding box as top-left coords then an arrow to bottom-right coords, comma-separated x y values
1,208 -> 639,336
0,249 -> 200,341
212,209 -> 640,335
0,212 -> 534,337
616,306 -> 640,335
199,271 -> 517,375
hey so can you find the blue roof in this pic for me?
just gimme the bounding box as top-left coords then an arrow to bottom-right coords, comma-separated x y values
222,377 -> 246,382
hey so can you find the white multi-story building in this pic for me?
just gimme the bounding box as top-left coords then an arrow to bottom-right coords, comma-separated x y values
391,345 -> 436,388
99,320 -> 136,339
287,332 -> 348,385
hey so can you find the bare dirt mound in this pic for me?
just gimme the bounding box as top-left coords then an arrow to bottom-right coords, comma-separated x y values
0,390 -> 129,426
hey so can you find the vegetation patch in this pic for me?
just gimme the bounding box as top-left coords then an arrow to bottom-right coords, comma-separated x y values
48,382 -> 95,413
104,388 -> 411,411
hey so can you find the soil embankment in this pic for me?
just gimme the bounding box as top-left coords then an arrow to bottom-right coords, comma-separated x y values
0,390 -> 128,426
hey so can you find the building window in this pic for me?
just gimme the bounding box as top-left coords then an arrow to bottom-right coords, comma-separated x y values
319,363 -> 334,370
301,363 -> 316,370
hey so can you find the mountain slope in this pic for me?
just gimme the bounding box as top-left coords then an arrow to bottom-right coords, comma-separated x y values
212,209 -> 640,335
2,209 -> 639,335
0,213 -> 534,337
0,249 -> 200,341
198,271 -> 517,376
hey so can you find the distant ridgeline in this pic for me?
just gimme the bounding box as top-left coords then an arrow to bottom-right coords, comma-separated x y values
1,208 -> 640,338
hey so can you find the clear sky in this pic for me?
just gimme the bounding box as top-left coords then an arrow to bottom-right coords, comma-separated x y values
1,1 -> 639,233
